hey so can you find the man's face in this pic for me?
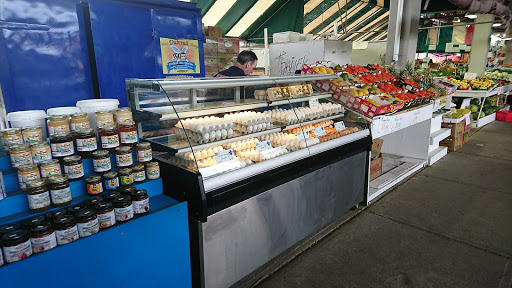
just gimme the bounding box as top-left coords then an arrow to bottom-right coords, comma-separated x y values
243,60 -> 257,75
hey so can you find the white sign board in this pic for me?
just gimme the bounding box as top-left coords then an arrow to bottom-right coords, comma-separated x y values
214,149 -> 235,164
464,72 -> 477,80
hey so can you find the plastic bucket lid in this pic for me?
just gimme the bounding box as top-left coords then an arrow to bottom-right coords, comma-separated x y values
76,99 -> 120,108
47,107 -> 82,116
7,110 -> 47,121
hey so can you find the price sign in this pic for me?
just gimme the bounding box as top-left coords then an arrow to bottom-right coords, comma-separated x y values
465,114 -> 471,125
428,44 -> 436,51
214,149 -> 234,164
256,140 -> 273,153
313,126 -> 326,137
309,98 -> 319,108
464,72 -> 477,80
297,130 -> 309,141
334,121 -> 346,131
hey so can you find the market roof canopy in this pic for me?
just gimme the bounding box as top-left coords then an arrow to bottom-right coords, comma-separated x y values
183,0 -> 390,42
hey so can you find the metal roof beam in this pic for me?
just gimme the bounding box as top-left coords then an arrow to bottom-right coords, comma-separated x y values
305,0 -> 354,33
309,1 -> 362,36
358,19 -> 388,41
334,6 -> 381,40
342,9 -> 389,41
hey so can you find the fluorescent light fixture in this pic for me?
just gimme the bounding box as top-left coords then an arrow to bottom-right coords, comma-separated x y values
226,0 -> 276,37
465,13 -> 477,19
493,23 -> 502,27
202,0 -> 237,27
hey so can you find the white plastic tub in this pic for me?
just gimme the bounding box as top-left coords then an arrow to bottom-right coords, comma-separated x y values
76,99 -> 120,131
7,110 -> 47,138
47,107 -> 81,116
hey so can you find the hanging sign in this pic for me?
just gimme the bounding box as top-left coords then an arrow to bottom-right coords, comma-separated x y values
160,38 -> 201,74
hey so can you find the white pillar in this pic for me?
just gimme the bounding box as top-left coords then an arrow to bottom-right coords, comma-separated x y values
385,0 -> 422,67
468,14 -> 494,75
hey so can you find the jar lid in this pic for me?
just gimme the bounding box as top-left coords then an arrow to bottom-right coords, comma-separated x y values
87,197 -> 104,207
26,178 -> 47,188
45,209 -> 67,221
115,107 -> 131,113
39,159 -> 60,167
53,214 -> 76,226
119,167 -> 132,174
48,174 -> 68,184
2,230 -> 29,243
119,186 -> 136,195
95,110 -> 113,115
52,131 -> 71,138
48,115 -> 67,121
131,189 -> 148,200
137,142 -> 151,148
133,164 -> 144,171
22,126 -> 41,132
70,112 -> 87,118
18,163 -> 38,171
22,215 -> 46,229
86,176 -> 102,183
67,204 -> 86,215
116,146 -> 131,153
113,195 -> 131,206
76,208 -> 96,220
118,120 -> 135,127
146,161 -> 159,167
77,128 -> 94,135
103,171 -> 118,179
99,125 -> 116,132
63,155 -> 81,163
30,141 -> 49,148
93,150 -> 109,157
95,201 -> 113,212
0,128 -> 21,135
30,221 -> 53,234
9,143 -> 30,151
0,223 -> 20,237
103,192 -> 121,201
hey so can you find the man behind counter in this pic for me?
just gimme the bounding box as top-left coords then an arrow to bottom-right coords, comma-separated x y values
216,50 -> 258,77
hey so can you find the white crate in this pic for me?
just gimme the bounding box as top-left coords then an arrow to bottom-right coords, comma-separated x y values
273,31 -> 300,43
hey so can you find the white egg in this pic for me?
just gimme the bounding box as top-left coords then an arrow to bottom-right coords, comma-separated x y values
203,133 -> 210,141
228,129 -> 234,135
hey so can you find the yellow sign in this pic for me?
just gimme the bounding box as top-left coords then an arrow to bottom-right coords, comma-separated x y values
160,38 -> 201,74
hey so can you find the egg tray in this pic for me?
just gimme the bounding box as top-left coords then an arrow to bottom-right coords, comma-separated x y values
175,146 -> 225,161
224,138 -> 260,151
175,128 -> 235,144
233,122 -> 274,134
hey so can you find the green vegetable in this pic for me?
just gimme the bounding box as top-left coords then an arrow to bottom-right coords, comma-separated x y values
470,98 -> 480,106
468,104 -> 479,113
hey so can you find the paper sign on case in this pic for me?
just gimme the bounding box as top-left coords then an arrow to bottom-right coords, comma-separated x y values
334,121 -> 346,131
256,141 -> 273,153
313,126 -> 326,137
309,98 -> 319,108
297,130 -> 309,141
214,149 -> 235,164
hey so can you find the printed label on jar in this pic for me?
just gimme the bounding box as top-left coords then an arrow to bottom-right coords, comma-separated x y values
98,211 -> 116,228
115,206 -> 134,221
116,153 -> 133,167
87,183 -> 103,195
3,240 -> 32,263
27,191 -> 51,210
70,122 -> 90,132
23,131 -> 42,144
101,135 -> 119,148
31,231 -> 57,254
133,198 -> 150,214
93,158 -> 111,172
41,167 -> 61,178
77,219 -> 100,237
120,131 -> 138,143
97,119 -> 114,129
51,141 -> 74,157
147,169 -> 160,179
105,178 -> 119,190
117,117 -> 132,125
50,187 -> 72,204
137,149 -> 152,162
120,174 -> 133,186
49,125 -> 70,135
133,171 -> 146,182
76,137 -> 97,151
2,134 -> 23,148
64,163 -> 84,179
55,226 -> 79,245
18,171 -> 40,189
32,147 -> 52,163
10,152 -> 32,168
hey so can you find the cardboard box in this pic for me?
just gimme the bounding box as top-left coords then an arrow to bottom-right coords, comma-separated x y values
207,26 -> 222,39
370,139 -> 384,181
217,52 -> 238,71
440,134 -> 464,151
371,139 -> 383,159
203,39 -> 219,57
204,56 -> 219,77
463,130 -> 470,143
441,121 -> 465,138
217,38 -> 240,54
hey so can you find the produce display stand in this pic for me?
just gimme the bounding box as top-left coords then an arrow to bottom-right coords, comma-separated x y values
453,89 -> 501,128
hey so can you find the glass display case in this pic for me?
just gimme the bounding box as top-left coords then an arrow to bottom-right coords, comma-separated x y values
126,74 -> 370,221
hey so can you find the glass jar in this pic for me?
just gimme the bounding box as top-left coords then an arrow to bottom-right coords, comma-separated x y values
47,115 -> 70,136
119,185 -> 136,196
30,222 -> 57,254
30,141 -> 52,164
115,146 -> 133,167
45,209 -> 67,222
9,143 -> 33,168
115,108 -> 133,126
48,175 -> 72,207
95,202 -> 116,229
103,171 -> 119,190
67,204 -> 86,216
75,128 -> 97,158
50,132 -> 74,159
39,159 -> 62,179
86,176 -> 103,195
95,111 -> 114,129
63,155 -> 84,181
2,230 -> 32,263
92,150 -> 112,173
76,208 -> 99,237
87,197 -> 103,208
113,196 -> 133,222
53,215 -> 79,245
146,162 -> 160,180
119,168 -> 133,186
22,215 -> 46,230
119,121 -> 137,149
26,178 -> 51,213
103,192 -> 121,202
132,164 -> 146,182
131,190 -> 149,215
1,128 -> 23,151
136,142 -> 152,163
0,223 -> 20,239
99,126 -> 119,153
18,164 -> 41,191
70,112 -> 90,133
22,127 -> 43,144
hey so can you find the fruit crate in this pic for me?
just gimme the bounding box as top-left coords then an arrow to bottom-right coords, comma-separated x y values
496,110 -> 512,122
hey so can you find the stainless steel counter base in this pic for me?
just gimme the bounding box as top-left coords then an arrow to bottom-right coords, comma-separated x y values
195,151 -> 366,288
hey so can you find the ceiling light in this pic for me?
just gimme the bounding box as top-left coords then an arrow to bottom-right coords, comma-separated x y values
493,23 -> 502,27
465,13 -> 477,19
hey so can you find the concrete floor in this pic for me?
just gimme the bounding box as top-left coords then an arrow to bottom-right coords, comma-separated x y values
254,121 -> 512,288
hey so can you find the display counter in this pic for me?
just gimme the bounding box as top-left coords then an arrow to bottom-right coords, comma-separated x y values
126,75 -> 372,288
